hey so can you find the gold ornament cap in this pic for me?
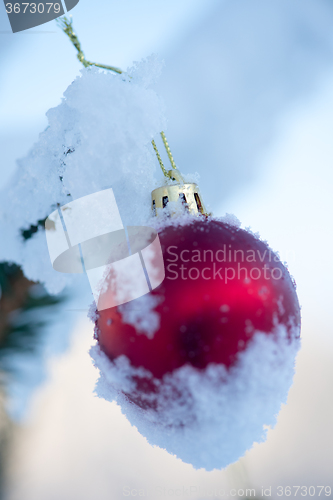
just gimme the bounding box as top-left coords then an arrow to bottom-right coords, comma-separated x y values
151,133 -> 208,218
151,179 -> 207,217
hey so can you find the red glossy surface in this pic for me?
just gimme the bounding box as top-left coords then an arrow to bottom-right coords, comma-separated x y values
96,219 -> 300,379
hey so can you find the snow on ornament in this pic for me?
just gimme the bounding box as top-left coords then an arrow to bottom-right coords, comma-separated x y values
90,136 -> 301,471
53,18 -> 301,470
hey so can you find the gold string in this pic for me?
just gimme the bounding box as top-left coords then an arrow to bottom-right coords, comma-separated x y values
151,140 -> 170,178
160,131 -> 177,170
57,17 -> 122,74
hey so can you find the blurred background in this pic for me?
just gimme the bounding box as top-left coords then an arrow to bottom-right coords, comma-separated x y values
1,0 -> 333,498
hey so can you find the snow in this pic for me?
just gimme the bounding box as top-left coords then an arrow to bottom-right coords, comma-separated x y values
148,204 -> 206,233
90,324 -> 300,471
147,207 -> 241,238
0,57 -> 166,295
118,294 -> 163,339
219,213 -> 241,229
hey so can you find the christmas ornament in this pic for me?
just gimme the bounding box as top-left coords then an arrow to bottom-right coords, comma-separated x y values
90,137 -> 301,469
94,133 -> 300,408
97,219 -> 300,382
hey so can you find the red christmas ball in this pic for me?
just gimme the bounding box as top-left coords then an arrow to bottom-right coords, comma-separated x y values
95,217 -> 300,409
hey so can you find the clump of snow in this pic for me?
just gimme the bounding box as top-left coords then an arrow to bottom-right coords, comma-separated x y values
148,201 -> 206,233
90,325 -> 300,471
128,54 -> 165,88
219,213 -> 241,228
88,300 -> 99,324
118,294 -> 163,339
93,353 -> 153,396
0,57 -> 166,294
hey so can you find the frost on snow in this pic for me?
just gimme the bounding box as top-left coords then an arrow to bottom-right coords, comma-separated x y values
91,325 -> 300,471
0,56 -> 166,295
